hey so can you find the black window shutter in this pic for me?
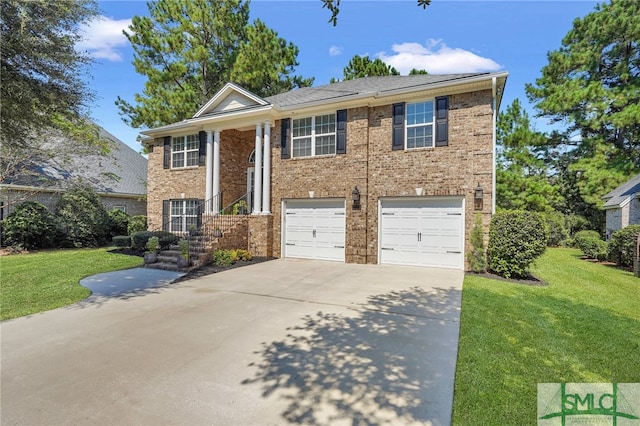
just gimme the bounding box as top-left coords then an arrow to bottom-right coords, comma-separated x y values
162,200 -> 170,231
336,109 -> 347,154
435,96 -> 449,147
197,199 -> 204,227
281,118 -> 291,159
392,103 -> 405,151
163,136 -> 171,169
198,131 -> 206,166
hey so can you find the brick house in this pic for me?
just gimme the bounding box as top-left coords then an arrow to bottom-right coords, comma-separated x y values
141,73 -> 508,270
602,173 -> 640,239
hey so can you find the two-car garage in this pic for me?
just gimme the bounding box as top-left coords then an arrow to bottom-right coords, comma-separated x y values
282,197 -> 465,270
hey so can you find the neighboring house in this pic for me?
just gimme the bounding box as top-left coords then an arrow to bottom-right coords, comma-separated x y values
141,73 -> 508,270
602,174 -> 640,239
1,127 -> 147,219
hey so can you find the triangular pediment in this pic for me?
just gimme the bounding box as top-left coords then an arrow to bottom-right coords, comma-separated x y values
193,83 -> 269,118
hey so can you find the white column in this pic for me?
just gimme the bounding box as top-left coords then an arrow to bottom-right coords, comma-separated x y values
252,123 -> 263,214
213,130 -> 221,213
205,130 -> 213,214
261,122 -> 271,214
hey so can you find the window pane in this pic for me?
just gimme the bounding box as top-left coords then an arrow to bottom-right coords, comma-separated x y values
407,125 -> 433,149
172,152 -> 184,167
293,117 -> 312,137
186,134 -> 199,150
315,114 -> 335,135
172,136 -> 185,151
407,101 -> 433,126
315,135 -> 336,155
186,151 -> 199,167
292,137 -> 312,157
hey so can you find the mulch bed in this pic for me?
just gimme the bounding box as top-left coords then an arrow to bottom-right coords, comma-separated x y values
173,256 -> 275,283
465,271 -> 548,286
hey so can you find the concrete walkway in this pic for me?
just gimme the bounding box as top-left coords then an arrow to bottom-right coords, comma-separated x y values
80,267 -> 185,298
1,259 -> 464,426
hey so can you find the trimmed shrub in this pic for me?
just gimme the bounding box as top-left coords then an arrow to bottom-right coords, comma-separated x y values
487,210 -> 548,279
608,225 -> 640,268
127,215 -> 147,235
56,186 -> 110,247
467,213 -> 487,273
112,235 -> 131,247
131,230 -> 178,251
544,211 -> 569,247
573,230 -> 601,249
108,209 -> 130,238
2,202 -> 57,249
575,235 -> 608,261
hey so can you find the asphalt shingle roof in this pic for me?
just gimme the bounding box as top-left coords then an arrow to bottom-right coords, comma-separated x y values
265,73 -> 486,108
602,174 -> 640,208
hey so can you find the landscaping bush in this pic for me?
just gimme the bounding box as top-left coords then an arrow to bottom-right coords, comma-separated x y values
212,249 -> 252,266
467,213 -> 487,273
127,215 -> 147,235
565,214 -> 590,236
108,209 -> 130,238
131,230 -> 178,251
608,225 -> 640,268
2,202 -> 57,249
112,235 -> 131,247
544,211 -> 569,247
56,186 -> 110,247
575,235 -> 608,261
487,210 -> 548,279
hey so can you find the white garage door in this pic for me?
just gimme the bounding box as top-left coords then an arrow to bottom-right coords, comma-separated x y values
380,197 -> 464,269
283,199 -> 346,262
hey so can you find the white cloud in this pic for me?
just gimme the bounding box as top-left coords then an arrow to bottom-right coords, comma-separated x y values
376,39 -> 502,74
329,45 -> 343,57
77,16 -> 132,62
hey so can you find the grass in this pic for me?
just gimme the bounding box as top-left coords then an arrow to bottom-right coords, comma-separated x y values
452,248 -> 640,425
1,247 -> 143,321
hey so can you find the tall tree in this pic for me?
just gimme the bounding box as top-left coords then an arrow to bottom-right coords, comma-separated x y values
1,0 -> 100,148
526,0 -> 640,206
231,19 -> 313,98
322,0 -> 431,26
496,99 -> 563,212
117,0 -> 311,129
330,55 -> 399,83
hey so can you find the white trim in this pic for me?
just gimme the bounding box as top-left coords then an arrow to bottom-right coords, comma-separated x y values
193,82 -> 269,118
205,130 -> 213,212
252,123 -> 263,214
262,122 -> 272,214
213,130 -> 221,211
291,112 -> 337,158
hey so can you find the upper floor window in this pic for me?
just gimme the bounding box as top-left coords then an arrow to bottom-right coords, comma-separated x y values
406,101 -> 434,149
292,113 -> 336,158
172,134 -> 199,168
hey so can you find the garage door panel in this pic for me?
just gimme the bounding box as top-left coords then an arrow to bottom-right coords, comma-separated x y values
380,197 -> 464,270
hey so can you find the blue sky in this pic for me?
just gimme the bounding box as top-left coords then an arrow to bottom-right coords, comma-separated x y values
79,0 -> 601,152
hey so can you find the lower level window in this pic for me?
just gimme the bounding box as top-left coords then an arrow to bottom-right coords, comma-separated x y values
170,200 -> 199,233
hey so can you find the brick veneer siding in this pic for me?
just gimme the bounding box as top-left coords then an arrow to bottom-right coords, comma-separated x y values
270,89 -> 495,269
147,130 -> 254,230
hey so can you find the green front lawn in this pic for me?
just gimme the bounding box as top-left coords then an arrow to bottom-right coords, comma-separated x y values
1,248 -> 142,321
452,248 -> 640,425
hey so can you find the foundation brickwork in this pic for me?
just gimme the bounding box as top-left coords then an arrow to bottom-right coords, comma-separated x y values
248,215 -> 273,257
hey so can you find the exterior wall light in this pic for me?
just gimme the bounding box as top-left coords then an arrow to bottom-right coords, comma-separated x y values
352,186 -> 361,210
474,183 -> 483,211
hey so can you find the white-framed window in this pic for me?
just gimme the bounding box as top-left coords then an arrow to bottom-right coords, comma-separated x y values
170,199 -> 199,233
292,113 -> 336,158
172,134 -> 199,168
113,205 -> 126,213
406,101 -> 434,149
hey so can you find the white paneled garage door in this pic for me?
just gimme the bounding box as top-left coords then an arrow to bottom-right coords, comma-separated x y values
380,197 -> 465,269
283,199 -> 346,262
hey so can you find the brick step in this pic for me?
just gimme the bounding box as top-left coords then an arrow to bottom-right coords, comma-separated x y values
145,261 -> 182,271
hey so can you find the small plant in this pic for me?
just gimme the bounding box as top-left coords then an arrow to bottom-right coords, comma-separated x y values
467,213 -> 487,273
178,239 -> 189,258
146,236 -> 160,253
127,215 -> 147,235
212,248 -> 253,266
232,200 -> 248,215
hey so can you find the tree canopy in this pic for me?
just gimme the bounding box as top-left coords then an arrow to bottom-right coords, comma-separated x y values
0,0 -> 100,148
117,0 -> 312,129
330,55 -> 400,83
321,0 -> 431,26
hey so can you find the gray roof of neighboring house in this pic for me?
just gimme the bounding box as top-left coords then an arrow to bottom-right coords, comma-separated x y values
265,73 -> 485,108
602,174 -> 640,208
3,127 -> 147,196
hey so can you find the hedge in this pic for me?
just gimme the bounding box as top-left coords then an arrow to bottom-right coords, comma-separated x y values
2,201 -> 57,249
131,230 -> 179,251
608,225 -> 640,268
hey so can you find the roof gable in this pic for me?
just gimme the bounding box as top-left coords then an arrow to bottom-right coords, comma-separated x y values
602,173 -> 640,209
193,82 -> 269,118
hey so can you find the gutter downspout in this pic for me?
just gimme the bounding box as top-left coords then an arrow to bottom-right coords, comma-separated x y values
492,77 -> 497,214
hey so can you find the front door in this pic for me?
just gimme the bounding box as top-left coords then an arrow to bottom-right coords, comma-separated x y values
247,167 -> 255,212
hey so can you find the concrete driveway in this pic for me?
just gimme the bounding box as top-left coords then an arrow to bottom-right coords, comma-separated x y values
1,259 -> 463,426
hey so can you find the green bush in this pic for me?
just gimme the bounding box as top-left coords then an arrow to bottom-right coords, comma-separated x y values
112,235 -> 131,247
212,249 -> 252,266
565,214 -> 590,236
55,186 -> 110,247
544,211 -> 569,247
608,225 -> 640,268
573,230 -> 601,248
467,213 -> 487,273
131,230 -> 178,251
2,202 -> 57,249
127,215 -> 147,235
487,210 -> 548,279
575,235 -> 608,261
108,209 -> 130,238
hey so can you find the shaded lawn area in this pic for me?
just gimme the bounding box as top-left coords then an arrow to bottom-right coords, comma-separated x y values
1,248 -> 143,321
452,248 -> 640,425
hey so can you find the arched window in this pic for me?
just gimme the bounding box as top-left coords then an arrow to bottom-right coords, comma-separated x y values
248,149 -> 264,165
